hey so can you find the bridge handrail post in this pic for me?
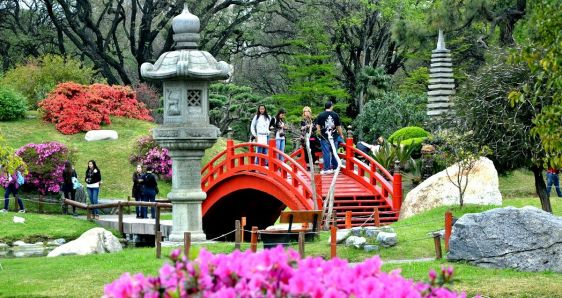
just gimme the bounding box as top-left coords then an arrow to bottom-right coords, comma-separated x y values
118,202 -> 124,237
345,137 -> 354,173
226,139 -> 235,170
392,161 -> 403,212
268,138 -> 276,170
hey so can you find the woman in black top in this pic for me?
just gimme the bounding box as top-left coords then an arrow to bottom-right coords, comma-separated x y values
141,166 -> 158,219
132,164 -> 144,219
62,160 -> 78,216
85,160 -> 102,219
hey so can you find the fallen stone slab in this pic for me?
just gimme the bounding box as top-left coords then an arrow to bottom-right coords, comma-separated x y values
85,130 -> 118,142
48,227 -> 122,257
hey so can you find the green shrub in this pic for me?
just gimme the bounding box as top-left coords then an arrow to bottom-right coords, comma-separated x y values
388,126 -> 430,143
1,54 -> 100,108
0,86 -> 27,121
400,137 -> 427,158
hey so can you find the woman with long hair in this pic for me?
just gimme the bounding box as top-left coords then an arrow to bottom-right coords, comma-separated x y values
300,106 -> 320,164
269,108 -> 287,161
85,160 -> 102,219
132,164 -> 144,218
250,104 -> 271,164
62,160 -> 78,216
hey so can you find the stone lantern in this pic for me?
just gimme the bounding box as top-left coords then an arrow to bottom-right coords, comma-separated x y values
140,5 -> 230,242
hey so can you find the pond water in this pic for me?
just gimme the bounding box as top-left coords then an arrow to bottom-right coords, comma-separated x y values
0,243 -> 54,259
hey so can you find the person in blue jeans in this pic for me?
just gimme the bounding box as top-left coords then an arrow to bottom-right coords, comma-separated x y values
250,105 -> 271,165
1,168 -> 26,213
546,167 -> 562,197
85,160 -> 102,219
269,108 -> 287,161
141,166 -> 158,219
315,101 -> 344,175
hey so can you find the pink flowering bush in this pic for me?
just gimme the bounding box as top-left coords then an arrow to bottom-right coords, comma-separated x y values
14,142 -> 75,194
129,134 -> 172,180
104,247 -> 465,298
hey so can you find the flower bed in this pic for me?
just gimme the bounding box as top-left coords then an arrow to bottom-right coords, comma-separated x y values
39,82 -> 153,134
130,134 -> 172,180
104,247 -> 465,297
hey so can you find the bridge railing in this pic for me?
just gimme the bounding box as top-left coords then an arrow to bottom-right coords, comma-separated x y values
201,139 -> 317,209
290,137 -> 402,212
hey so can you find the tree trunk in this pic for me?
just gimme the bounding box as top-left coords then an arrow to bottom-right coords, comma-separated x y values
531,165 -> 552,213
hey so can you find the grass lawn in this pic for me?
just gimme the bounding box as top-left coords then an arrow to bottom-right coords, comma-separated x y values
0,212 -> 98,243
1,198 -> 560,297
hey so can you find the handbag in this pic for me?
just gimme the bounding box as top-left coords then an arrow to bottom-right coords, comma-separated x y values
72,177 -> 82,190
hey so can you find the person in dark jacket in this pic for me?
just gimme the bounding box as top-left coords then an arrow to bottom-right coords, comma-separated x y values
132,164 -> 144,218
62,160 -> 78,216
141,166 -> 158,219
85,160 -> 102,219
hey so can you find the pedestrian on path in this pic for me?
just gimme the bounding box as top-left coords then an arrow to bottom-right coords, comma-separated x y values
141,166 -> 158,219
546,167 -> 562,197
132,164 -> 144,218
85,160 -> 102,219
0,167 -> 25,213
62,160 -> 78,216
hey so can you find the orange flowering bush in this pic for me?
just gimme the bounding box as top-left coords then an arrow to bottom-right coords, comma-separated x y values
39,82 -> 153,134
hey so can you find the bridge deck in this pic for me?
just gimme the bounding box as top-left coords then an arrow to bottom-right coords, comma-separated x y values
86,214 -> 173,236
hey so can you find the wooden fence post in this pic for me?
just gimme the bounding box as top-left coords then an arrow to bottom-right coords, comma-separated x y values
250,226 -> 258,252
127,196 -> 131,214
118,202 -> 124,236
330,225 -> 337,259
445,210 -> 453,252
155,231 -> 162,259
432,233 -> 442,260
345,211 -> 352,229
374,207 -> 380,227
184,232 -> 191,259
241,217 -> 246,242
298,232 -> 305,258
154,206 -> 161,236
235,220 -> 241,250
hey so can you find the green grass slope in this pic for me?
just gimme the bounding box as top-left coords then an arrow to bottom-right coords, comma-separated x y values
0,114 -> 228,199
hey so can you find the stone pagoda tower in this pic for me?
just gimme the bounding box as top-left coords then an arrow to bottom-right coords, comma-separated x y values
140,5 -> 230,242
427,30 -> 455,118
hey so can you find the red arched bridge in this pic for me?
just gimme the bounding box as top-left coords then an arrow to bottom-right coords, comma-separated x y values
201,137 -> 402,239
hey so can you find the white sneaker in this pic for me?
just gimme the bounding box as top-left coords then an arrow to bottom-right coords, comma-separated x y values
18,210 -> 26,213
0,209 -> 7,213
327,169 -> 335,174
320,170 -> 328,175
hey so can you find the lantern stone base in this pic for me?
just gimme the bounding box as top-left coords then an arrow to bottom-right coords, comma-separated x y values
168,190 -> 208,242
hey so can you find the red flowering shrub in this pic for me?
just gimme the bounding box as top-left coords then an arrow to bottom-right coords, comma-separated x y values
39,82 -> 153,134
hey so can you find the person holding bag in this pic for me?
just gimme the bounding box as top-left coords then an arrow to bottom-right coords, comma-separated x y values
0,167 -> 26,213
61,160 -> 78,216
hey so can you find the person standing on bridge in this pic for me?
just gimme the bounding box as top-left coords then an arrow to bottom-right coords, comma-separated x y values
250,104 -> 271,165
269,108 -> 287,161
141,166 -> 158,219
85,160 -> 102,219
316,101 -> 344,175
300,106 -> 320,165
132,164 -> 145,219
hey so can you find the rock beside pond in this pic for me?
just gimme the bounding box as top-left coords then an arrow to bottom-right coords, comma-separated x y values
48,227 -> 122,257
364,245 -> 379,253
47,238 -> 66,246
364,227 -> 380,239
0,242 -> 8,249
448,206 -> 562,273
350,227 -> 362,236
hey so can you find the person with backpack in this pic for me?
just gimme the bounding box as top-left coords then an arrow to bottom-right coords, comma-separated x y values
141,166 -> 158,219
315,101 -> 344,175
1,167 -> 26,213
250,104 -> 271,165
85,160 -> 102,219
61,160 -> 79,216
269,108 -> 287,161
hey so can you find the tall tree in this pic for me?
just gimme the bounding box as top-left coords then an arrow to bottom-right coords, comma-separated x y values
42,0 -> 269,84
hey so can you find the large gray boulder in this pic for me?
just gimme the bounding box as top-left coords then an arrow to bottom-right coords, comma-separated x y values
400,157 -> 502,219
448,206 -> 562,273
327,229 -> 351,244
48,227 -> 122,257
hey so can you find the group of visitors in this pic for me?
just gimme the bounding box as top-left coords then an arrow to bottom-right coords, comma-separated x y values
249,100 -> 347,175
132,164 -> 159,219
58,160 -> 101,218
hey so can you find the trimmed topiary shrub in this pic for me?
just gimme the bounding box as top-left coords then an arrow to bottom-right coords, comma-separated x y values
1,54 -> 100,108
388,126 -> 430,143
15,142 -> 75,194
0,86 -> 27,121
39,82 -> 153,134
401,137 -> 427,158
